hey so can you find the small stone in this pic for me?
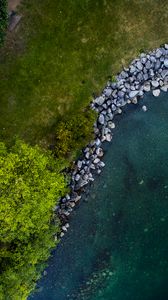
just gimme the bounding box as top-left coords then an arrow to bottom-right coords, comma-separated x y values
152,89 -> 160,97
60,232 -> 65,238
132,97 -> 138,104
62,226 -> 67,232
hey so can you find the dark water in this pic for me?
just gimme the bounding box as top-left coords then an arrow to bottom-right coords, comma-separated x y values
30,92 -> 168,300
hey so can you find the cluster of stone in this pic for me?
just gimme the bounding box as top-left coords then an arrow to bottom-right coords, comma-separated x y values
55,44 -> 168,239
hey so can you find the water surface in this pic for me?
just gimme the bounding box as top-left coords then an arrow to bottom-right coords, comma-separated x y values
30,92 -> 168,300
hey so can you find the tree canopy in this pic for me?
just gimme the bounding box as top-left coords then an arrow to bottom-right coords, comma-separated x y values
0,140 -> 67,299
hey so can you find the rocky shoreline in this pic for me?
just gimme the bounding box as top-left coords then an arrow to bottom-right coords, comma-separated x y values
54,44 -> 168,239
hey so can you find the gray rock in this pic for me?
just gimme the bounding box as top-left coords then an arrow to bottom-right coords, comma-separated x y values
77,160 -> 83,169
165,44 -> 168,50
151,80 -> 159,88
145,60 -> 152,69
105,133 -> 112,142
155,59 -> 161,70
155,49 -> 162,58
143,73 -> 149,81
161,85 -> 168,92
130,65 -> 136,74
104,88 -> 112,97
96,148 -> 104,157
75,174 -> 81,181
93,158 -> 100,164
98,114 -> 105,125
161,69 -> 168,78
137,61 -> 143,71
152,89 -> 160,97
95,96 -> 105,106
143,83 -> 151,92
129,90 -> 139,98
164,59 -> 168,68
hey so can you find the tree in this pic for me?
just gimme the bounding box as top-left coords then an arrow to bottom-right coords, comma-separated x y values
0,140 -> 67,299
0,0 -> 7,46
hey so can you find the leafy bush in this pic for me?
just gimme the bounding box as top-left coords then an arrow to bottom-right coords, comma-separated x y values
0,140 -> 67,299
54,110 -> 96,159
0,0 -> 7,46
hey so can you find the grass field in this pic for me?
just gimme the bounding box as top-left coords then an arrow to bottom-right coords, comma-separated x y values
0,0 -> 168,147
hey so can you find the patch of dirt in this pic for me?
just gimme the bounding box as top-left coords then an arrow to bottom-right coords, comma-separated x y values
8,0 -> 21,12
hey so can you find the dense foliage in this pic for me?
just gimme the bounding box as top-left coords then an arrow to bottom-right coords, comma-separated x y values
0,0 -> 7,45
0,140 -> 67,300
54,110 -> 96,159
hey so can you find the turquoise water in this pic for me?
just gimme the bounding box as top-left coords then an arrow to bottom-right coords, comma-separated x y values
30,92 -> 168,300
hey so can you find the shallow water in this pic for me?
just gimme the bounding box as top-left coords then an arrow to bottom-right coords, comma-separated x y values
30,92 -> 168,300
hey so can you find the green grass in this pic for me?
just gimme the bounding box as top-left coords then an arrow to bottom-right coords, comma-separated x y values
0,0 -> 168,147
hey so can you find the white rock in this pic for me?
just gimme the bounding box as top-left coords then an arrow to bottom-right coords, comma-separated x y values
60,232 -> 65,238
152,89 -> 160,97
155,49 -> 162,58
142,105 -> 147,112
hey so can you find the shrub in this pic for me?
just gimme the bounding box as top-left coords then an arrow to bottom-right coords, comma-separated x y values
54,109 -> 96,159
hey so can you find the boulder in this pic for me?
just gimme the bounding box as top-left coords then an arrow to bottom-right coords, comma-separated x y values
164,59 -> 168,68
143,83 -> 151,92
136,61 -> 143,71
155,49 -> 162,58
93,158 -> 100,164
152,89 -> 160,97
161,85 -> 168,92
129,90 -> 139,98
98,114 -> 105,125
75,174 -> 81,181
151,80 -> 159,88
95,96 -> 105,106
